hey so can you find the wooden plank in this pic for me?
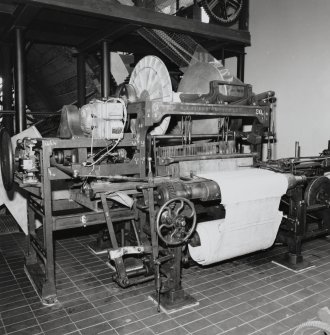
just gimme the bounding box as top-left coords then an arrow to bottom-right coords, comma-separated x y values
12,4 -> 40,28
24,0 -> 250,45
78,24 -> 140,52
26,29 -> 85,45
0,3 -> 17,15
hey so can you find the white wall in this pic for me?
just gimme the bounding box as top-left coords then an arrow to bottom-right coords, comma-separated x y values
245,0 -> 330,158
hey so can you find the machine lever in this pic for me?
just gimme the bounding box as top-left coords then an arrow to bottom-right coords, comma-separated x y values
155,261 -> 161,312
101,193 -> 118,249
101,193 -> 130,286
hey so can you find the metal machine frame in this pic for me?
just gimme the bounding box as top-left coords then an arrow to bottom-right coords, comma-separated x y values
16,98 -> 271,306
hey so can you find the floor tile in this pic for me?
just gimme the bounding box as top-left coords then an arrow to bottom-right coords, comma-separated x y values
191,324 -> 221,335
75,315 -> 106,330
2,232 -> 330,335
43,323 -> 78,335
4,317 -> 38,334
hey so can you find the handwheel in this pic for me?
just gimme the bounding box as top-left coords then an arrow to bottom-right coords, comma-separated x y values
156,197 -> 197,246
0,127 -> 14,191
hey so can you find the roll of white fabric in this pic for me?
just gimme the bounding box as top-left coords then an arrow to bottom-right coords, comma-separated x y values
188,168 -> 288,265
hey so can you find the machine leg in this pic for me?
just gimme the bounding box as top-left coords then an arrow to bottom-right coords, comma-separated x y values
150,247 -> 198,313
88,228 -> 111,254
25,201 -> 37,265
25,148 -> 57,305
273,199 -> 313,272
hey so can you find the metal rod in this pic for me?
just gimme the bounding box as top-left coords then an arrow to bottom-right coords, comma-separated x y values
131,220 -> 141,246
2,44 -> 14,135
101,40 -> 110,99
15,27 -> 27,133
77,52 -> 86,107
79,175 -> 149,182
151,134 -> 231,139
163,152 -> 257,164
295,141 -> 300,158
0,110 -> 15,115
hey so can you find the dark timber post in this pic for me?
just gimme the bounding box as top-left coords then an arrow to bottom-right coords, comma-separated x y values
2,44 -> 14,135
15,27 -> 27,133
77,52 -> 86,107
237,52 -> 245,82
101,40 -> 110,99
239,0 -> 249,31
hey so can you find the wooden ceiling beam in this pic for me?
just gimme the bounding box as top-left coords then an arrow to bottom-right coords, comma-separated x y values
77,24 -> 140,52
25,30 -> 85,46
12,4 -> 40,28
0,3 -> 17,15
0,3 -> 41,41
21,0 -> 250,45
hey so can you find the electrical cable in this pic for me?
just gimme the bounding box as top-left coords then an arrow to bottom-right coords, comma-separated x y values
83,98 -> 127,167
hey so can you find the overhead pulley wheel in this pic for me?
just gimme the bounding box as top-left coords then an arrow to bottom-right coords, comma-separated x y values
304,176 -> 330,207
202,0 -> 244,25
0,127 -> 14,191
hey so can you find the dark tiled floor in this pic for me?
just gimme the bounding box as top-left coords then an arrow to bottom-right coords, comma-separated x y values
1,232 -> 330,335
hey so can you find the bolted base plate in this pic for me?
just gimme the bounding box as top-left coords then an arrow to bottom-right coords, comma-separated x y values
272,253 -> 315,273
149,289 -> 199,314
24,265 -> 58,306
87,241 -> 109,255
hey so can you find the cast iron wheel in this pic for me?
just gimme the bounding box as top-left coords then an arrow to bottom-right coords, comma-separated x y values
202,0 -> 244,25
304,176 -> 330,207
156,197 -> 197,246
0,127 -> 14,191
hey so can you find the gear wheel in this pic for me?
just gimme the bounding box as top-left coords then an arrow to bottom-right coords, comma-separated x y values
202,0 -> 244,25
165,183 -> 176,209
156,182 -> 177,207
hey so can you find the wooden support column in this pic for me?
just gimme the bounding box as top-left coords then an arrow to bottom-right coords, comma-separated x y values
239,0 -> 249,31
192,0 -> 201,21
237,52 -> 245,82
101,40 -> 110,99
15,27 -> 27,133
77,52 -> 86,107
1,44 -> 14,135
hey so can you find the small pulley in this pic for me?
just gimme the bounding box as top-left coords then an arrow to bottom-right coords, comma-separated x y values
0,127 -> 14,191
304,176 -> 330,207
156,197 -> 197,246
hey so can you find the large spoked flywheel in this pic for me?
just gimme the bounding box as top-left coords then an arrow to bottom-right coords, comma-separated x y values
0,127 -> 14,191
202,0 -> 244,25
129,56 -> 172,135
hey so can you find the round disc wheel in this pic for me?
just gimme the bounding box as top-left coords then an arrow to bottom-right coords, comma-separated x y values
129,55 -> 172,135
304,176 -> 330,207
177,62 -> 242,135
0,128 -> 14,191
